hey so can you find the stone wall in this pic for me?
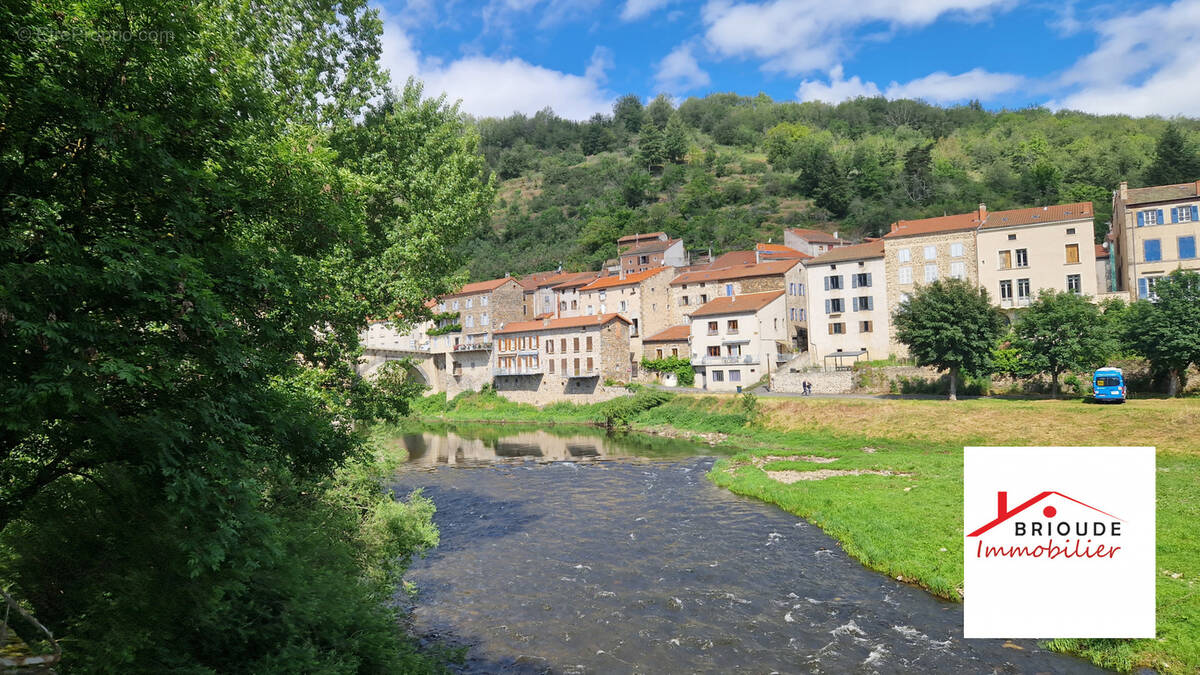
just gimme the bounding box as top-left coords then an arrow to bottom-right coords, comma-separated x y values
771,368 -> 855,394
494,376 -> 626,405
883,231 -> 978,354
445,352 -> 492,398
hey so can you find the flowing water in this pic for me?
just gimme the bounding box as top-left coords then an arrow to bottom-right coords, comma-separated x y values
388,427 -> 1103,674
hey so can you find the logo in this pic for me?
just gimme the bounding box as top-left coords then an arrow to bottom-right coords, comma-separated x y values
967,490 -> 1124,561
964,447 -> 1154,639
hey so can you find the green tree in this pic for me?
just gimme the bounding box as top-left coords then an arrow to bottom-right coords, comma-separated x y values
1144,124 -> 1200,186
613,93 -> 645,134
638,124 -> 667,171
0,0 -> 490,668
1012,290 -> 1116,396
581,113 -> 614,155
1019,159 -> 1063,205
813,151 -> 852,217
893,279 -> 1006,400
646,93 -> 674,130
663,114 -> 690,164
1121,270 -> 1200,396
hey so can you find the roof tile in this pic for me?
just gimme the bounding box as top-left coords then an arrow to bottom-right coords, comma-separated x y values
688,290 -> 784,318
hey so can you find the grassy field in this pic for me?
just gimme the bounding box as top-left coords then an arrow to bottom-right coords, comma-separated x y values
411,391 -> 1199,672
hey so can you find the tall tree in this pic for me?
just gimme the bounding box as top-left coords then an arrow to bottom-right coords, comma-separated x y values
613,94 -> 645,135
1121,270 -> 1200,396
637,124 -> 667,171
581,113 -> 614,155
1144,124 -> 1200,186
646,94 -> 674,130
1012,290 -> 1116,396
663,114 -> 689,164
893,279 -> 1006,400
0,0 -> 491,667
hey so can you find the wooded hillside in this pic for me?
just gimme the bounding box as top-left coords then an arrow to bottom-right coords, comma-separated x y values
460,93 -> 1200,279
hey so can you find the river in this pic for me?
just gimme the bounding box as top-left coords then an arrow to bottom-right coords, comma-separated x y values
386,426 -> 1104,673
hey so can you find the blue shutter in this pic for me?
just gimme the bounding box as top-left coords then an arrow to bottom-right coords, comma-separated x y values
823,276 -> 830,291
1192,206 -> 1199,221
1172,208 -> 1179,223
1180,236 -> 1197,260
867,297 -> 874,310
825,299 -> 831,314
1138,278 -> 1148,299
1158,209 -> 1165,224
1137,211 -> 1144,227
865,273 -> 872,287
851,275 -> 858,288
1145,239 -> 1161,262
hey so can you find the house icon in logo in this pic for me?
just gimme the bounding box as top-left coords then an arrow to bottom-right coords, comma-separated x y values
967,491 -> 1124,537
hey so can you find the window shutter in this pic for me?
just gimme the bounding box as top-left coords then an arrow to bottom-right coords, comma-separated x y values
1138,278 -> 1148,299
1193,206 -> 1199,221
865,273 -> 872,287
825,299 -> 831,314
824,276 -> 830,291
852,297 -> 859,311
1137,212 -> 1144,227
851,275 -> 858,288
1172,208 -> 1179,223
867,297 -> 874,310
1158,209 -> 1165,224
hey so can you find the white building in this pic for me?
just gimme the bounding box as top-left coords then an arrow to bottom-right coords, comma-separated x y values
804,240 -> 891,369
688,290 -> 788,392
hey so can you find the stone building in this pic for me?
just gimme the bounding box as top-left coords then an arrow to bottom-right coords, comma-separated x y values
1095,244 -> 1112,293
576,266 -> 675,354
668,260 -> 807,350
641,325 -> 691,386
688,290 -> 788,392
551,272 -> 603,318
804,240 -> 890,368
783,228 -> 851,257
1111,180 -> 1200,300
434,277 -> 525,345
492,313 -> 633,401
617,232 -> 688,273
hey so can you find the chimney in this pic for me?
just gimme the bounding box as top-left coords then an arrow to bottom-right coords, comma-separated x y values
1119,181 -> 1128,200
890,222 -> 899,233
834,231 -> 839,240
978,202 -> 987,222
997,491 -> 1008,518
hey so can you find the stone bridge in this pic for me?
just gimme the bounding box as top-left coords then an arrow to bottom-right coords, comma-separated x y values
358,347 -> 445,394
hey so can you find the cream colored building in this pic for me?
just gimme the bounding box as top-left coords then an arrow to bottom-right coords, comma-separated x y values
492,313 -> 632,398
804,240 -> 891,367
1112,180 -> 1200,300
975,202 -> 1098,311
668,259 -> 807,351
688,290 -> 788,392
575,267 -> 675,351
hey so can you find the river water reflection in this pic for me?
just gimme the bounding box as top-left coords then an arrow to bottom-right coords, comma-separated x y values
389,427 -> 1103,674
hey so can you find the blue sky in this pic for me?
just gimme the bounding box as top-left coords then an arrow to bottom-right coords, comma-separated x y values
376,0 -> 1200,119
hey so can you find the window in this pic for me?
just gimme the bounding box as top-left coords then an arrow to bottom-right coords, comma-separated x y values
586,357 -> 593,371
1007,234 -> 1017,241
852,272 -> 871,288
1177,207 -> 1196,223
860,320 -> 873,332
797,282 -> 804,296
898,248 -> 911,263
924,264 -> 938,282
899,292 -> 910,304
726,344 -> 742,357
1065,243 -> 1080,264
573,337 -> 580,352
999,280 -> 1013,301
999,250 -> 1012,269
549,359 -> 555,373
729,370 -> 741,382
547,340 -> 554,354
655,348 -> 663,359
949,261 -> 966,279
1067,274 -> 1081,293
707,346 -> 720,357
680,296 -> 689,306
571,300 -> 577,310
465,298 -> 473,308
725,283 -> 734,296
438,302 -> 446,312
1144,239 -> 1162,262
711,370 -> 724,382
560,338 -> 567,352
598,291 -> 606,301
852,296 -> 873,311
452,300 -> 459,310
1017,278 -> 1031,300
619,300 -> 626,312
788,282 -> 795,295
828,322 -> 846,335
573,358 -> 580,375
789,308 -> 796,320
825,298 -> 845,313
1180,236 -> 1197,260
1139,276 -> 1163,300
671,348 -> 678,357
950,243 -> 964,258
727,319 -> 739,333
798,308 -> 806,321
1066,227 -> 1076,235
700,294 -> 708,303
639,255 -> 649,264
1141,210 -> 1159,226
465,315 -> 474,328
707,321 -> 718,335
924,245 -> 937,260
586,336 -> 593,351
1016,249 -> 1029,267
586,305 -> 594,315
481,314 -> 489,325
825,275 -> 843,290
898,266 -> 913,284
561,358 -> 567,373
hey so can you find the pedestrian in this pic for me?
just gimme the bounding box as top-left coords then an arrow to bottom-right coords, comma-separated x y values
801,380 -> 810,396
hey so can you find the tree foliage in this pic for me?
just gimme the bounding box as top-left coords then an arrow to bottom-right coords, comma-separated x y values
1120,270 -> 1200,396
1145,124 -> 1200,186
893,279 -> 1006,400
1011,290 -> 1116,396
0,0 -> 491,668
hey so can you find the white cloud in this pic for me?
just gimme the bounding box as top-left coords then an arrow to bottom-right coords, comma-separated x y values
379,17 -> 613,120
702,0 -> 1011,75
621,0 -> 674,21
884,68 -> 1024,103
1049,0 -> 1200,116
795,65 -> 880,102
654,44 -> 712,93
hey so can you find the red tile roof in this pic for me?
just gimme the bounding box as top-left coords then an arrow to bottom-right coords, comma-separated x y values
709,250 -> 758,267
1123,180 -> 1200,206
494,313 -> 630,334
1095,244 -> 1110,259
755,243 -> 811,261
807,240 -> 885,265
618,231 -> 668,244
643,325 -> 691,343
884,202 -> 1094,239
550,271 -> 603,290
621,238 -> 681,256
688,290 -> 785,318
579,267 -> 671,290
787,228 -> 843,244
670,260 -> 799,286
440,277 -> 520,298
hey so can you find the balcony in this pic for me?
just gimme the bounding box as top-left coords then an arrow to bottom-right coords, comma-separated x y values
452,341 -> 492,352
566,370 -> 598,378
693,355 -> 758,366
492,367 -> 543,377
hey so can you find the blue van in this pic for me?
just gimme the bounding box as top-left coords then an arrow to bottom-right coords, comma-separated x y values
1093,368 -> 1126,403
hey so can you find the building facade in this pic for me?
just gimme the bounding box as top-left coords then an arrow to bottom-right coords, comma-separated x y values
617,232 -> 688,273
668,260 -> 807,350
688,291 -> 788,392
576,267 -> 674,348
783,228 -> 852,257
492,314 -> 632,398
804,240 -> 890,367
975,203 -> 1098,310
1112,180 -> 1200,300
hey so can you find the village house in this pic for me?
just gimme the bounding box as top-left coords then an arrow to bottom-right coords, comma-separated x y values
551,272 -> 602,318
668,260 -> 807,352
641,325 -> 690,385
575,266 -> 674,350
1096,244 -> 1113,293
491,313 -> 632,401
617,232 -> 688,273
1111,180 -> 1200,301
804,240 -> 890,369
783,228 -> 852,257
688,290 -> 788,392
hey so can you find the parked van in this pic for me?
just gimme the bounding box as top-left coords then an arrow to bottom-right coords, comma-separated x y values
1092,368 -> 1126,403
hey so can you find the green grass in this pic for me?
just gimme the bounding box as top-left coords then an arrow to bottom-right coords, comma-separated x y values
408,391 -> 1200,672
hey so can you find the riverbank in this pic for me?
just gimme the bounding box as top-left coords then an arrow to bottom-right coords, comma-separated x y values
410,390 -> 1199,673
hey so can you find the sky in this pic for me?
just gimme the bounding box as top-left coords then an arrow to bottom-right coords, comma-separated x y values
375,0 -> 1200,120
